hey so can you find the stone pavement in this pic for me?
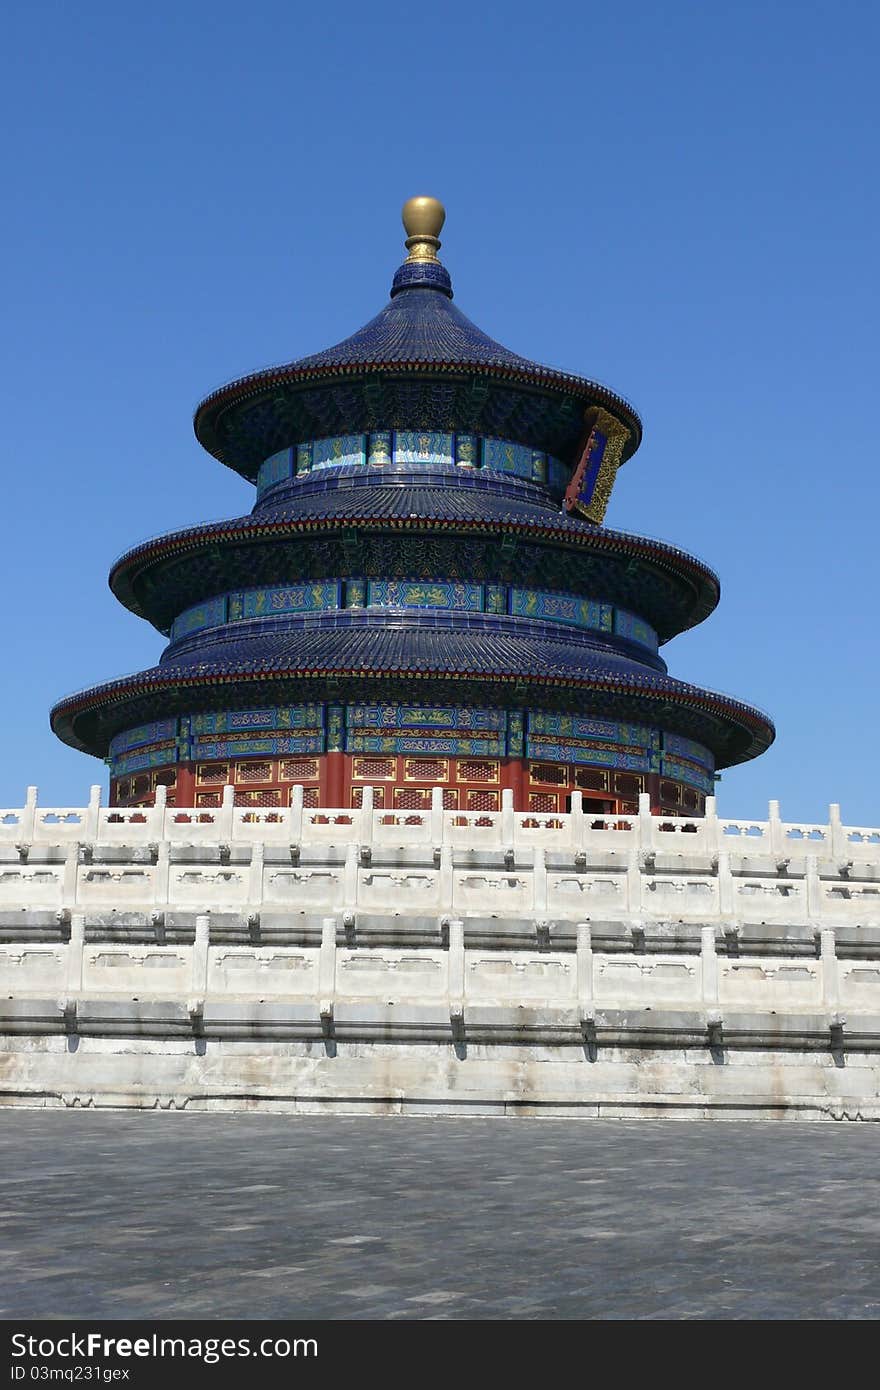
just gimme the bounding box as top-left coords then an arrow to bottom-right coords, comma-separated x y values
0,1112 -> 878,1320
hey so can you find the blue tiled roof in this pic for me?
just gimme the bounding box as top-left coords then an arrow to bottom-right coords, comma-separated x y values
291,287 -> 545,375
254,462 -> 559,515
207,264 -> 635,392
115,469 -> 718,582
77,625 -> 734,705
107,469 -> 722,643
255,475 -> 588,527
152,627 -> 716,710
193,260 -> 643,473
161,609 -> 670,676
50,617 -> 775,767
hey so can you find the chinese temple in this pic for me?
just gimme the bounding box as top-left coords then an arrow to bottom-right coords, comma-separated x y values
50,198 -> 774,814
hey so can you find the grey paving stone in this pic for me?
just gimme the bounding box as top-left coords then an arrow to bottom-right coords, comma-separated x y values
0,1113 -> 878,1319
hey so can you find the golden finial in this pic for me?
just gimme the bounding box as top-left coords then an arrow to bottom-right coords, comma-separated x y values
402,196 -> 446,264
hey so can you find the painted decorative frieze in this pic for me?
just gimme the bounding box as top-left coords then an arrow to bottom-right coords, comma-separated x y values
366,580 -> 482,611
255,432 -> 570,489
394,431 -> 454,466
256,448 -> 293,497
510,588 -> 613,632
109,719 -> 179,757
312,434 -> 367,470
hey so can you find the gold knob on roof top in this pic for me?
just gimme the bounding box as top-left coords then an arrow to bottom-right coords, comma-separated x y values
402,196 -> 445,263
402,196 -> 446,239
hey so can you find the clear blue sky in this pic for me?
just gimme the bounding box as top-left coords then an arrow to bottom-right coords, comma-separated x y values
1,0 -> 877,822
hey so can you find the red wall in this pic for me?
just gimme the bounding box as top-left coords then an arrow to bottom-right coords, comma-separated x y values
112,753 -> 706,817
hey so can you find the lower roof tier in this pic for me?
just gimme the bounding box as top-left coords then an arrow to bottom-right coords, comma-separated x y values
50,623 -> 774,770
109,468 -> 720,641
106,704 -> 715,816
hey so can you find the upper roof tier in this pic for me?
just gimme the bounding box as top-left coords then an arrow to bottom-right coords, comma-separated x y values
194,197 -> 642,481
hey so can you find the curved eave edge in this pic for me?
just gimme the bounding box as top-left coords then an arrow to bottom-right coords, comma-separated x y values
193,359 -> 643,477
51,668 -> 774,768
108,516 -> 721,636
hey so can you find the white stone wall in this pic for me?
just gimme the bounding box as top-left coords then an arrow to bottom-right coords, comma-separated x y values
1,784 -> 879,1119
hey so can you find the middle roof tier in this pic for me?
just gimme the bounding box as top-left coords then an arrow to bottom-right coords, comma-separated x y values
110,464 -> 720,641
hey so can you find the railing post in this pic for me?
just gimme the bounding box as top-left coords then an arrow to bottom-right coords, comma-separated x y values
501,787 -> 515,848
248,842 -> 264,905
22,786 -> 37,844
829,803 -> 846,862
340,840 -> 357,912
819,928 -> 840,1010
152,783 -> 167,837
703,794 -> 719,855
717,851 -> 735,919
701,926 -> 718,1007
626,849 -> 643,916
806,854 -> 822,923
360,786 -> 374,858
768,799 -> 784,858
159,788 -> 172,841
221,784 -> 235,840
439,845 -> 453,915
533,847 -> 547,912
62,843 -> 78,909
448,918 -> 465,1026
569,790 -> 584,850
430,785 -> 444,847
319,916 -> 337,1023
86,784 -> 101,840
576,922 -> 594,1024
67,912 -> 85,996
191,913 -> 210,1000
154,840 -> 170,909
290,784 -> 303,849
637,791 -> 653,852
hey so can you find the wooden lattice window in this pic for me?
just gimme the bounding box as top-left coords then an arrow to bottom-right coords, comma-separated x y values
279,758 -> 319,781
350,785 -> 387,808
457,759 -> 499,783
575,767 -> 608,792
683,787 -> 699,810
237,761 -> 273,783
352,757 -> 396,781
393,787 -> 431,810
404,758 -> 449,782
235,789 -> 282,807
466,789 -> 500,812
196,792 -> 221,807
133,775 -> 150,798
528,792 -> 558,812
301,786 -> 320,808
614,774 -> 642,796
529,762 -> 567,785
116,780 -> 130,800
197,762 -> 230,784
661,780 -> 681,804
153,768 -> 177,788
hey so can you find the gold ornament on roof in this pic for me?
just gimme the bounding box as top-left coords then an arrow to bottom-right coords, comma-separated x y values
402,196 -> 446,264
